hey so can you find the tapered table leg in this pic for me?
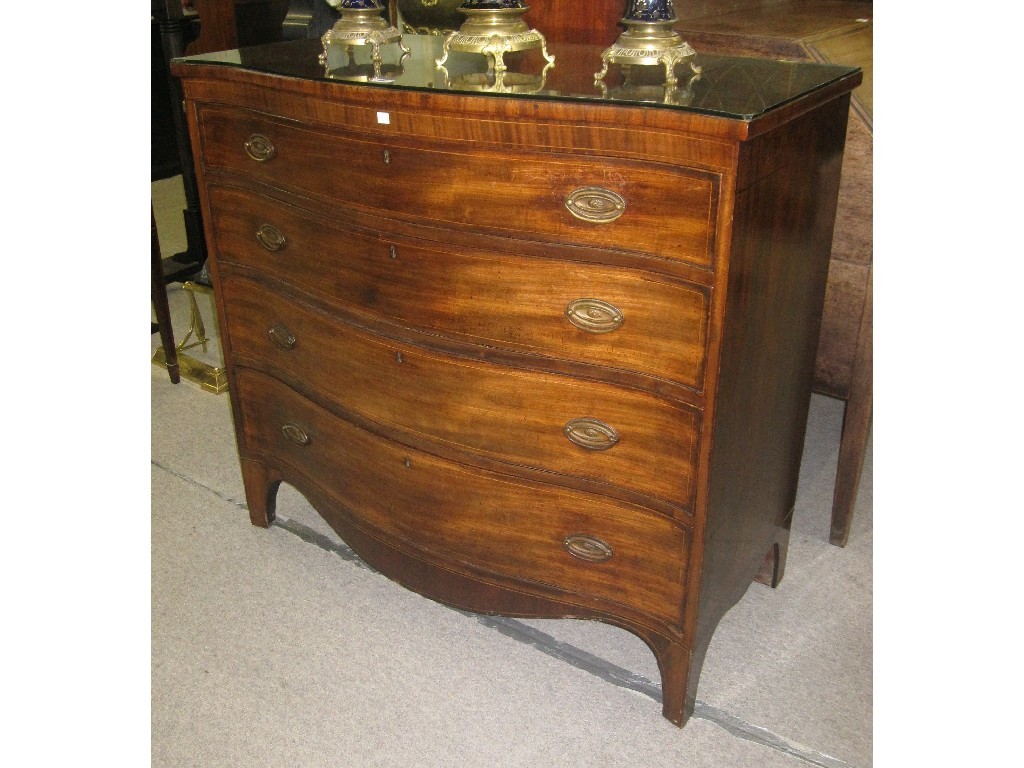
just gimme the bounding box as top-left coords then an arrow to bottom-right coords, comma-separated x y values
151,206 -> 180,384
829,266 -> 872,546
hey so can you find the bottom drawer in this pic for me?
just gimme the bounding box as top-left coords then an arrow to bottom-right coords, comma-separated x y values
235,368 -> 690,625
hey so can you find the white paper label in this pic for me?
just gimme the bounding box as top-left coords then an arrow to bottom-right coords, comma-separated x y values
376,111 -> 391,125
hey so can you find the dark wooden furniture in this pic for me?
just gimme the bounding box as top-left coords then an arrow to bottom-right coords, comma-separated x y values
152,11 -> 188,181
524,0 -> 624,44
673,0 -> 873,546
187,0 -> 291,53
151,0 -> 302,281
283,0 -> 341,39
172,37 -> 859,727
153,0 -> 206,275
151,205 -> 180,384
389,0 -> 624,41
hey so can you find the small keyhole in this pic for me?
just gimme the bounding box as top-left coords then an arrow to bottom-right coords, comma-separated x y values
389,244 -> 397,259
403,457 -> 411,468
383,149 -> 391,165
396,352 -> 404,364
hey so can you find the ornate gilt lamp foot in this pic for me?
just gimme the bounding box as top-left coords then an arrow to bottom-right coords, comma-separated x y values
435,1 -> 554,76
595,0 -> 700,87
319,1 -> 410,81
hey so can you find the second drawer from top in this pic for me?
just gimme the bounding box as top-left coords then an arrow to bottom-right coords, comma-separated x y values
208,184 -> 711,394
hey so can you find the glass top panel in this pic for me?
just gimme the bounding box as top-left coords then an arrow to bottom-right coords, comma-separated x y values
176,34 -> 859,121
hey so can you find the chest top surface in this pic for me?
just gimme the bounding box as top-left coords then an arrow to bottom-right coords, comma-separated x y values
172,34 -> 859,126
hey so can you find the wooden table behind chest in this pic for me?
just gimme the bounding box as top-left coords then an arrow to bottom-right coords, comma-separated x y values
173,42 -> 859,727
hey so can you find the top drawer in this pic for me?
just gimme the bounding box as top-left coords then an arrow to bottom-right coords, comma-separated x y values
196,105 -> 718,269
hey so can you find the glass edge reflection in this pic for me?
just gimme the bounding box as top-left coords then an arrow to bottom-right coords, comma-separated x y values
171,51 -> 860,123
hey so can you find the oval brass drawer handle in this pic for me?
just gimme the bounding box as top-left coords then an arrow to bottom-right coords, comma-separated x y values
281,422 -> 310,446
565,187 -> 626,223
563,533 -> 613,563
244,133 -> 276,162
565,298 -> 623,334
268,324 -> 296,350
255,224 -> 286,252
564,418 -> 619,451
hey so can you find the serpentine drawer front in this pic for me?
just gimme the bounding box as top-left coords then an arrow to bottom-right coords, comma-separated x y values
198,104 -> 718,268
173,37 -> 860,728
235,367 -> 691,625
208,184 -> 711,392
219,275 -> 701,514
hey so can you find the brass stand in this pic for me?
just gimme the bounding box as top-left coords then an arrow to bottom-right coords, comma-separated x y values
436,6 -> 553,75
151,281 -> 228,394
595,18 -> 700,87
318,6 -> 410,82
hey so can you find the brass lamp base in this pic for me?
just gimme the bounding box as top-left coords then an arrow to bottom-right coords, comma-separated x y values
318,8 -> 410,82
595,20 -> 700,87
436,8 -> 554,75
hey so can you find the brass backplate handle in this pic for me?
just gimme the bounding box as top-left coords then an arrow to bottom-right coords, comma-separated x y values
565,298 -> 623,334
255,224 -> 287,252
268,324 -> 297,351
244,133 -> 276,162
281,422 -> 310,446
563,533 -> 613,563
564,417 -> 619,451
565,187 -> 626,223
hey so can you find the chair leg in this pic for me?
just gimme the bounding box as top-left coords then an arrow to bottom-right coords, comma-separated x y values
829,266 -> 872,546
152,205 -> 180,384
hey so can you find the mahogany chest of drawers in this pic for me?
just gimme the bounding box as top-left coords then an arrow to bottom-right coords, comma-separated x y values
172,37 -> 859,727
